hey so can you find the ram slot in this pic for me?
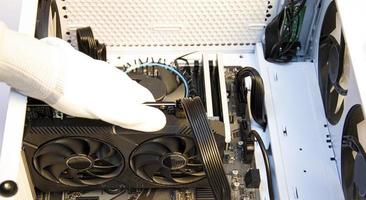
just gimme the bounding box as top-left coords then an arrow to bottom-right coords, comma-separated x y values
216,54 -> 231,144
202,54 -> 214,117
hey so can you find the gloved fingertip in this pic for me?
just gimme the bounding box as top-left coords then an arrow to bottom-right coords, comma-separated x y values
40,37 -> 74,49
118,105 -> 166,132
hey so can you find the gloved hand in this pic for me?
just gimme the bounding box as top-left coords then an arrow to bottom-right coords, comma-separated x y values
0,22 -> 166,132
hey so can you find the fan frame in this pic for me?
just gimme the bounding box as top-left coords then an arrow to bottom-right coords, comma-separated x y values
129,135 -> 206,186
32,136 -> 125,187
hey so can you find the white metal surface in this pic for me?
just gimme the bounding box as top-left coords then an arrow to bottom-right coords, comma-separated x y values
58,0 -> 279,51
217,54 -> 231,143
256,44 -> 344,200
203,53 -> 214,117
0,0 -> 38,199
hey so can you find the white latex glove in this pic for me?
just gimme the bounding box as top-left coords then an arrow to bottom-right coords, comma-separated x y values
0,22 -> 166,132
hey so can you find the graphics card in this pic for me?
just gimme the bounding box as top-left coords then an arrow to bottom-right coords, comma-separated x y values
22,106 -> 225,192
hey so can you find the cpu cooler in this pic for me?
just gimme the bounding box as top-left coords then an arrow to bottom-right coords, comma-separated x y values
22,111 -> 225,192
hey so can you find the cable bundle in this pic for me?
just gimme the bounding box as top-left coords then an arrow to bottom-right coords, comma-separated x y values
264,0 -> 306,63
235,67 -> 267,131
181,97 -> 230,200
76,27 -> 107,61
35,0 -> 62,39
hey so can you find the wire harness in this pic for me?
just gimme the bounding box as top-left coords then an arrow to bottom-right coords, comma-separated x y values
76,27 -> 107,61
235,67 -> 267,130
181,97 -> 230,200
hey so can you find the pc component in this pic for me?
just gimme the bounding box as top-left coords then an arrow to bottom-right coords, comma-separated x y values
318,1 -> 347,125
341,104 -> 366,200
264,0 -> 306,62
22,104 -> 226,192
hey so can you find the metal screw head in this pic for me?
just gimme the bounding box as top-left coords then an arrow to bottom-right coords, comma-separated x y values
232,169 -> 239,176
0,180 -> 18,197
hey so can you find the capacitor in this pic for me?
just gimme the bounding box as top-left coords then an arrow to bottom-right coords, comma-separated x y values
232,169 -> 239,178
232,181 -> 240,191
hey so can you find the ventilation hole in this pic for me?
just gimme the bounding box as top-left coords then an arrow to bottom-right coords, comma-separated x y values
324,124 -> 328,127
330,157 -> 336,161
328,145 -> 332,148
265,19 -> 268,21
266,10 -> 269,13
303,170 -> 307,173
299,148 -> 303,151
268,5 -> 273,9
266,14 -> 271,17
63,15 -> 68,19
62,6 -> 67,10
67,40 -> 71,43
117,56 -> 121,59
66,31 -> 70,35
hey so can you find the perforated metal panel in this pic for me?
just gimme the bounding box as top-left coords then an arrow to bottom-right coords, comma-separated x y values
58,0 -> 278,49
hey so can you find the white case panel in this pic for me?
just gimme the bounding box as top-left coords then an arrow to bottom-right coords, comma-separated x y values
58,0 -> 278,50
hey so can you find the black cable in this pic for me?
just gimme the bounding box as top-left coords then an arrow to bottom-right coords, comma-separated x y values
265,0 -> 306,62
235,67 -> 267,131
35,0 -> 62,39
181,97 -> 230,200
250,130 -> 274,200
76,27 -> 107,61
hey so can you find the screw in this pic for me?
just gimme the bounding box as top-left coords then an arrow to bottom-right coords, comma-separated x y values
0,180 -> 18,197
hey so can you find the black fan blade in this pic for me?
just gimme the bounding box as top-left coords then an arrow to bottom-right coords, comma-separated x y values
134,143 -> 168,157
187,163 -> 203,167
159,167 -> 175,183
153,137 -> 181,153
94,160 -> 118,169
182,169 -> 205,177
100,144 -> 115,159
40,168 -> 58,182
321,1 -> 337,36
85,138 -> 101,156
134,154 -> 161,169
99,149 -> 123,166
37,154 -> 65,169
87,167 -> 122,179
48,163 -> 68,180
173,176 -> 203,184
58,171 -> 84,187
79,177 -> 110,185
181,137 -> 195,155
56,138 -> 86,154
143,163 -> 162,181
36,143 -> 73,157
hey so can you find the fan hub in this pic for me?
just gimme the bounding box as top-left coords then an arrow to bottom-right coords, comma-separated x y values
66,155 -> 93,170
162,153 -> 187,170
